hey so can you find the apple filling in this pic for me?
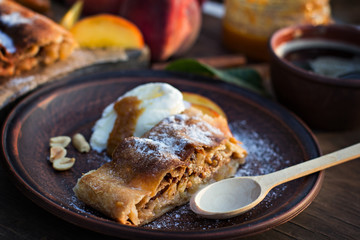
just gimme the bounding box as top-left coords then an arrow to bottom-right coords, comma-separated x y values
132,140 -> 244,226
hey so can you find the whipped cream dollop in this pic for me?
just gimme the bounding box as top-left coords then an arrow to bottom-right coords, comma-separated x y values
90,82 -> 186,152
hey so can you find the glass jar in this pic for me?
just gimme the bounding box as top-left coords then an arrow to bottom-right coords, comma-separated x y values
222,0 -> 332,61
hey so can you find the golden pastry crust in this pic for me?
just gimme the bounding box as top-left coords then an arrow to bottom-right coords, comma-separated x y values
74,107 -> 247,226
0,0 -> 76,77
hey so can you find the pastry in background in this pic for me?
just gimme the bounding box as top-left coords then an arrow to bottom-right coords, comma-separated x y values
0,0 -> 76,77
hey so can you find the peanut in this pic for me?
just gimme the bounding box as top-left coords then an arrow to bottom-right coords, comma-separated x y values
49,146 -> 67,163
72,133 -> 90,153
52,157 -> 75,171
50,136 -> 71,147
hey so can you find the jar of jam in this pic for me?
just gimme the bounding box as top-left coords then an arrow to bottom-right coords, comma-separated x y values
222,0 -> 332,61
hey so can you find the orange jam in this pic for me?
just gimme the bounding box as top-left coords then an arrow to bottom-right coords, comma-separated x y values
107,96 -> 143,156
222,20 -> 269,61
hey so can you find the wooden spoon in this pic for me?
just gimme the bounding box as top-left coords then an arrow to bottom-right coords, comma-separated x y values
190,143 -> 360,219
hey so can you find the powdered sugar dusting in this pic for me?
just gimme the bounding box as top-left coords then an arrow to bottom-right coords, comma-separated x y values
0,12 -> 33,27
0,30 -> 15,53
146,113 -> 224,156
7,75 -> 35,87
230,120 -> 290,177
132,137 -> 179,161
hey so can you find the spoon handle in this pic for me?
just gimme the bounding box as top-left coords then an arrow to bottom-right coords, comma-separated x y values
261,143 -> 360,188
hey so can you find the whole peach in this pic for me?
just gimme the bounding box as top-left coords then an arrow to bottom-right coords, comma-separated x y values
119,0 -> 202,61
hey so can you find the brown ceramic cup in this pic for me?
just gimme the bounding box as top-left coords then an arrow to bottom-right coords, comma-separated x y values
269,24 -> 360,130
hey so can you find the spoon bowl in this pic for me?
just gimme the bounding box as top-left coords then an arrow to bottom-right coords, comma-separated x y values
191,177 -> 263,219
190,143 -> 360,219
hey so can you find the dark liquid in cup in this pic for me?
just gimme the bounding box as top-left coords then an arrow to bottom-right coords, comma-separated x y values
283,45 -> 360,79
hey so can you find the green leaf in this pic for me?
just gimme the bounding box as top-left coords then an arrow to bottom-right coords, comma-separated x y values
165,58 -> 266,95
224,68 -> 263,90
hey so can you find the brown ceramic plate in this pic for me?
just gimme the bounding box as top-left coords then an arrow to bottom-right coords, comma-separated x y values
2,70 -> 322,239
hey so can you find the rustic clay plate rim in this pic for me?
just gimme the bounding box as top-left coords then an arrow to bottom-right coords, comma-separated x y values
1,70 -> 322,239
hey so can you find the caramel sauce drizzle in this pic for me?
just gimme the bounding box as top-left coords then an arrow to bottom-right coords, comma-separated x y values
107,96 -> 143,156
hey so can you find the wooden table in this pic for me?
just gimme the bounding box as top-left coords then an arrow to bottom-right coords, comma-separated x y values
1,3 -> 359,240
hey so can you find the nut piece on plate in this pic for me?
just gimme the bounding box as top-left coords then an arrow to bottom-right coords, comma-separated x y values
48,135 -> 76,171
49,146 -> 67,163
53,157 -> 76,171
49,136 -> 71,148
72,133 -> 90,153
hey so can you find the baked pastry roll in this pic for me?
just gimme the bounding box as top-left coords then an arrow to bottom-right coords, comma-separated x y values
74,107 -> 247,226
0,0 -> 76,77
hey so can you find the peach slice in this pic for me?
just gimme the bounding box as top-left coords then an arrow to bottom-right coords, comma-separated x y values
70,14 -> 144,49
182,92 -> 227,118
60,0 -> 83,30
191,103 -> 220,118
190,103 -> 232,137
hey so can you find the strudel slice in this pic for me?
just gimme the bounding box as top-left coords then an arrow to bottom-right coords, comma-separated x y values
0,0 -> 76,77
73,107 -> 246,226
